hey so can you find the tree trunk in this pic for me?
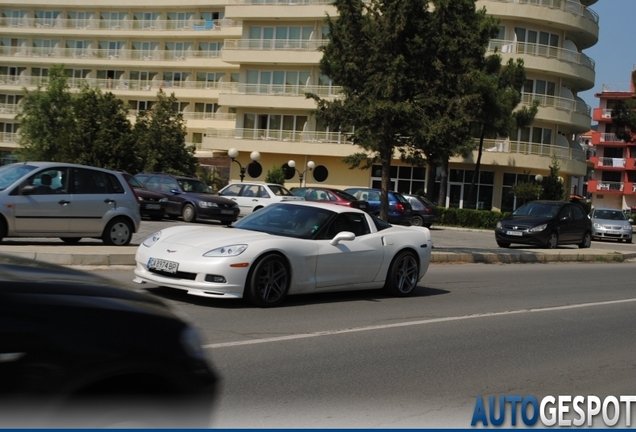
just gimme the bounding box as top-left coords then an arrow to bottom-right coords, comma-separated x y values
437,159 -> 448,207
425,160 -> 436,200
467,123 -> 486,209
380,147 -> 392,222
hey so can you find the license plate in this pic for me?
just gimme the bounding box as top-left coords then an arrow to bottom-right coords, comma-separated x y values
221,209 -> 235,214
607,231 -> 620,235
145,204 -> 161,210
506,230 -> 523,236
147,258 -> 178,273
359,204 -> 367,209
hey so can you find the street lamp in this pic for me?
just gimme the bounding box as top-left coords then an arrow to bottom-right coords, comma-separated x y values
228,148 -> 261,182
288,159 -> 315,187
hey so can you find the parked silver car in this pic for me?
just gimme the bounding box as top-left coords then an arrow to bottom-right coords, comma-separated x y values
590,207 -> 633,243
218,182 -> 303,216
0,162 -> 141,245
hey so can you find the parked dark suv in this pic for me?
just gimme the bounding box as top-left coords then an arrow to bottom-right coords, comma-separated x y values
344,188 -> 412,225
136,173 -> 239,224
495,200 -> 592,249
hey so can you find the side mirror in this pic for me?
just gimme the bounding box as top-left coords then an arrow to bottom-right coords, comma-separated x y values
330,231 -> 355,245
20,185 -> 36,195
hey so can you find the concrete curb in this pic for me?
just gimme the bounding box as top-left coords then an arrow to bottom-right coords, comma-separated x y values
3,248 -> 636,267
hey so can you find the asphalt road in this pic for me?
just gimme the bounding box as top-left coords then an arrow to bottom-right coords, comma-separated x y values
101,261 -> 636,428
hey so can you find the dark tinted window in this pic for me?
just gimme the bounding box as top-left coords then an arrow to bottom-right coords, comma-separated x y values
106,173 -> 125,193
72,168 -> 109,194
571,204 -> 587,220
370,214 -> 391,231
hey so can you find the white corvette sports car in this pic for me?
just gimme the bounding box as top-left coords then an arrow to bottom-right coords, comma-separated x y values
134,201 -> 432,307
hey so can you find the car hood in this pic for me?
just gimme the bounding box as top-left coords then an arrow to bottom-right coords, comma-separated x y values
501,215 -> 554,225
184,192 -> 237,205
159,225 -> 273,248
592,218 -> 629,225
134,187 -> 165,200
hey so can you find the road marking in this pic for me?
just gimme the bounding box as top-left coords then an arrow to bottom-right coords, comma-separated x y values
203,297 -> 636,349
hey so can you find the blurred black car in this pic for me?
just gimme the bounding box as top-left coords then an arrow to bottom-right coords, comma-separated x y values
136,173 -> 239,224
403,194 -> 439,228
122,172 -> 167,221
0,254 -> 218,428
495,200 -> 592,249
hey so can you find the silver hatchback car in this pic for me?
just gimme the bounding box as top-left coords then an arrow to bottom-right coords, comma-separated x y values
590,207 -> 633,243
0,162 -> 141,245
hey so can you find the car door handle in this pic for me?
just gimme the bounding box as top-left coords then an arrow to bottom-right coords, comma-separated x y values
58,200 -> 70,205
104,199 -> 115,204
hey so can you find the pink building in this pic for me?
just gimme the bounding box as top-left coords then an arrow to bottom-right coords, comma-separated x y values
590,72 -> 636,210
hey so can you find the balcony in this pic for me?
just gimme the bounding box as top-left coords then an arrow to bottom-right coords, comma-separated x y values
478,0 -> 599,48
218,83 -> 341,109
488,39 -> 595,90
227,0 -> 338,20
0,17 -> 242,35
521,92 -> 591,131
591,132 -> 627,146
587,180 -> 625,194
592,108 -> 613,122
222,39 -> 326,65
0,132 -> 17,149
0,46 -> 226,67
589,156 -> 626,170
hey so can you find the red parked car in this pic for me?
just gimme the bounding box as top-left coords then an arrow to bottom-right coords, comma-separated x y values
292,187 -> 369,212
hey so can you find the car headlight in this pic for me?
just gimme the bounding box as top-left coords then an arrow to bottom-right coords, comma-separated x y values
198,201 -> 219,208
137,196 -> 145,202
496,221 -> 502,229
203,244 -> 248,257
180,327 -> 206,360
593,222 -> 602,228
159,197 -> 168,203
528,224 -> 547,232
624,225 -> 633,231
142,231 -> 162,247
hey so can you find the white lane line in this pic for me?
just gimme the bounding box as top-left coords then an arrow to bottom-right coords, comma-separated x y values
203,297 -> 636,349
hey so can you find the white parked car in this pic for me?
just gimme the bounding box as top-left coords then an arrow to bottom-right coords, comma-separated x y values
218,182 -> 303,216
133,202 -> 433,307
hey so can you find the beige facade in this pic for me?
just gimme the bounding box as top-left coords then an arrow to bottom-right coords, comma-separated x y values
0,0 -> 599,211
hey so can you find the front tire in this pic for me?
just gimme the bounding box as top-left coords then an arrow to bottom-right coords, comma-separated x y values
384,250 -> 419,297
182,204 -> 196,223
546,232 -> 558,249
245,254 -> 290,307
579,232 -> 592,249
102,218 -> 133,246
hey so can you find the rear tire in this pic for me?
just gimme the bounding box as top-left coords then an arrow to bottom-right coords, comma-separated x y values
182,204 -> 196,223
102,218 -> 133,246
411,215 -> 424,227
578,232 -> 592,249
384,250 -> 419,297
245,254 -> 289,307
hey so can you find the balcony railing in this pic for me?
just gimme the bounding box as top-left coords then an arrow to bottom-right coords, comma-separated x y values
1,47 -> 221,61
598,157 -> 626,168
482,0 -> 599,24
0,132 -> 16,143
218,82 -> 342,97
599,133 -> 624,143
596,181 -> 624,192
0,104 -> 18,114
482,138 -> 586,161
521,92 -> 590,116
223,38 -> 327,51
0,17 -> 239,31
205,127 -> 353,144
232,0 -> 338,4
488,39 -> 595,71
126,110 -> 236,121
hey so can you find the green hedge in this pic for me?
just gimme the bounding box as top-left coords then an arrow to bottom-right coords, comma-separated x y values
436,207 -> 509,230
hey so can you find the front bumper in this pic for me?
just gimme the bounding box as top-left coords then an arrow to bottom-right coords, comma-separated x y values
495,229 -> 548,246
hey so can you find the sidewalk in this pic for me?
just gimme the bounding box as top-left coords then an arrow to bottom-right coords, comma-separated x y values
2,237 -> 635,266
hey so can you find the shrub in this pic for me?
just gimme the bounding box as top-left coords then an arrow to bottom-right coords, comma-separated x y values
437,207 -> 509,230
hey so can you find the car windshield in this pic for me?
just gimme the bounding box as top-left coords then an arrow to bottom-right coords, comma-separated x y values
178,179 -> 212,193
512,202 -> 561,217
268,185 -> 294,196
0,164 -> 38,191
234,203 -> 334,239
593,209 -> 626,221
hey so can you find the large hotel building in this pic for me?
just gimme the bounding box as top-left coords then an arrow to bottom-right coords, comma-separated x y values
0,0 -> 598,211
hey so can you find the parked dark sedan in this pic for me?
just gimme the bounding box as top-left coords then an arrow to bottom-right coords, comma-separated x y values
344,188 -> 412,225
292,187 -> 369,212
495,200 -> 592,249
122,172 -> 167,220
0,254 -> 218,428
136,173 -> 239,224
403,194 -> 439,228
